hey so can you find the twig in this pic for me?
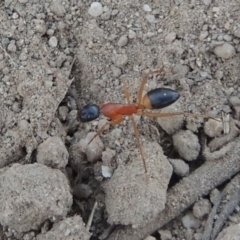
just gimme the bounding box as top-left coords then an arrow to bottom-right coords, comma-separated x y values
86,201 -> 98,231
211,173 -> 240,240
107,137 -> 240,240
202,189 -> 222,240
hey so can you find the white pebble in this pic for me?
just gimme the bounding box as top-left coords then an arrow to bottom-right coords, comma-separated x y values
102,166 -> 113,178
223,34 -> 232,42
88,2 -> 103,17
199,31 -> 208,41
202,0 -> 211,5
143,4 -> 151,12
48,36 -> 58,47
128,29 -> 136,39
182,213 -> 201,229
213,43 -> 236,59
165,32 -> 177,44
145,14 -> 155,23
117,35 -> 128,47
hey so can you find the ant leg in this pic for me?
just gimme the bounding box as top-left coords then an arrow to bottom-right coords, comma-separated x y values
130,115 -> 147,173
136,111 -> 215,120
137,69 -> 164,104
122,78 -> 148,173
88,115 -> 123,145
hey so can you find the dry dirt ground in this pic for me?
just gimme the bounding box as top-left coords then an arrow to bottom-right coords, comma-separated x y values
1,0 -> 240,240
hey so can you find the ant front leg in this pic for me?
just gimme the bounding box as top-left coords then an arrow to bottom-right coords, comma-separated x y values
88,115 -> 123,144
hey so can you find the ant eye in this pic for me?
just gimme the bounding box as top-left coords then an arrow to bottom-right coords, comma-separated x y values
79,104 -> 100,122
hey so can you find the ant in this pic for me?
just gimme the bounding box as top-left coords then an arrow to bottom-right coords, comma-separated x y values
79,69 -> 211,173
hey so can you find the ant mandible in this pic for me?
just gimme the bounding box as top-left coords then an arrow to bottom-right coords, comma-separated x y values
79,69 -> 209,173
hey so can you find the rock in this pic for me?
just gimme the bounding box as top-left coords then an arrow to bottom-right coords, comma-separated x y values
102,165 -> 113,178
172,130 -> 200,161
129,29 -> 136,39
234,27 -> 240,38
117,35 -> 128,47
202,0 -> 212,5
103,141 -> 172,227
193,198 -> 212,219
111,65 -> 121,77
216,223 -> 240,240
112,54 -> 128,67
58,106 -> 69,121
143,4 -> 151,12
73,183 -> 93,199
182,213 -> 201,229
145,15 -> 155,23
169,158 -> 189,177
88,2 -> 103,17
158,230 -> 172,240
165,32 -> 177,44
50,2 -> 66,17
37,136 -> 69,169
36,216 -> 91,240
213,43 -> 236,59
204,118 -> 223,137
199,31 -> 208,41
48,36 -> 58,47
79,132 -> 104,162
0,163 -> 72,232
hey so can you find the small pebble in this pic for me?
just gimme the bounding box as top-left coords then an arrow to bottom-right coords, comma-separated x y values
213,43 -> 236,59
128,29 -> 136,39
168,158 -> 189,177
145,14 -> 155,23
88,2 -> 103,17
165,32 -> 177,44
193,198 -> 212,219
214,70 -> 223,80
37,136 -> 69,169
111,65 -> 121,77
2,38 -> 10,47
204,118 -> 223,137
73,183 -> 93,199
101,11 -> 111,20
229,96 -> 240,106
112,54 -> 128,67
80,132 -> 104,162
102,165 -> 113,178
199,31 -> 208,41
202,0 -> 211,5
58,106 -> 69,121
48,36 -> 58,47
172,130 -> 200,161
117,35 -> 128,47
212,7 -> 220,14
216,224 -> 240,240
182,213 -> 201,229
143,236 -> 156,240
7,41 -> 17,52
143,4 -> 151,12
158,230 -> 172,240
50,1 -> 66,17
223,34 -> 232,42
234,27 -> 240,38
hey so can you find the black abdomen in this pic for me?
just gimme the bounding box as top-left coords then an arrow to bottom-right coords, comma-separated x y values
146,88 -> 180,109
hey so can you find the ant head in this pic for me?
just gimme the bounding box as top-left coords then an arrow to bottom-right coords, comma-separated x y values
79,104 -> 100,122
